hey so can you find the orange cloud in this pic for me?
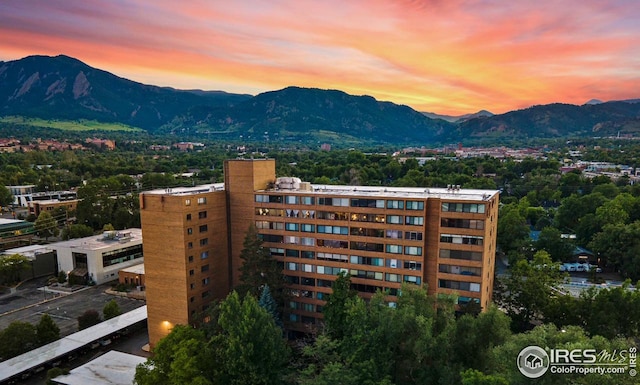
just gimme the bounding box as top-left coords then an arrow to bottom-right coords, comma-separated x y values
1,0 -> 639,115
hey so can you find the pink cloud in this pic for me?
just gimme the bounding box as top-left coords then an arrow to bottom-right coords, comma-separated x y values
0,0 -> 639,115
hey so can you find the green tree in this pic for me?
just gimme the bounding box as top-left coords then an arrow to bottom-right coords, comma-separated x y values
103,299 -> 122,320
61,223 -> 94,240
0,321 -> 38,359
0,254 -> 31,285
34,211 -> 59,240
497,251 -> 565,331
496,204 -> 530,260
237,225 -> 284,303
46,367 -> 69,385
36,313 -> 60,345
589,222 -> 640,280
135,325 -> 211,385
535,226 -> 574,262
322,271 -> 356,340
488,324 -> 636,385
77,309 -> 101,330
460,369 -> 508,385
0,185 -> 13,207
209,291 -> 289,385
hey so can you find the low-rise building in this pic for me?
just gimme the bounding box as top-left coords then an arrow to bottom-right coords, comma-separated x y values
118,263 -> 145,288
49,229 -> 143,285
28,199 -> 79,217
1,244 -> 57,282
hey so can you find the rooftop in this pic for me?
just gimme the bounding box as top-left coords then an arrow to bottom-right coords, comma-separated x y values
0,306 -> 147,383
120,263 -> 145,275
143,181 -> 498,202
48,228 -> 142,251
2,244 -> 53,260
52,351 -> 147,385
143,183 -> 224,196
291,184 -> 499,201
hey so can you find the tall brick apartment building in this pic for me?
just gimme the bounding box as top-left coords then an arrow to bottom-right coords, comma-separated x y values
140,159 -> 499,346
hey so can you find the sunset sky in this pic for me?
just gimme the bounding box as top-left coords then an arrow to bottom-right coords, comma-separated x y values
1,0 -> 639,115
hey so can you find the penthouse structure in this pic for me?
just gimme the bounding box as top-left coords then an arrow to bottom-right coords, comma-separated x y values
140,159 -> 499,346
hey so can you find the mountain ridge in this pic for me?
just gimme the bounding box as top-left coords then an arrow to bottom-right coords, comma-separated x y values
2,54 -> 640,143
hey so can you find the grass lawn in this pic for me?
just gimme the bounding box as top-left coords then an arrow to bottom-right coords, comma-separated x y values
0,116 -> 143,132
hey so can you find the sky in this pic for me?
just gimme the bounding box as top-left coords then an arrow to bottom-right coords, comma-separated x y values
1,0 -> 639,115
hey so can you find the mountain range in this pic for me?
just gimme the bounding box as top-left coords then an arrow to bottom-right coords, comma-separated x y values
2,55 -> 640,144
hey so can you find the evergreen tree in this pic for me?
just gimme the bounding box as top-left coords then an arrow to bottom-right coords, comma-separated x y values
259,284 -> 282,328
36,313 -> 60,345
322,271 -> 356,339
237,225 -> 285,304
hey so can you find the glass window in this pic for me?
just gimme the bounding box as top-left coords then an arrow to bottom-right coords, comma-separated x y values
404,246 -> 422,256
199,225 -> 208,233
405,216 -> 424,226
386,200 -> 404,209
441,202 -> 486,213
405,201 -> 424,210
197,197 -> 206,205
186,214 -> 192,221
404,231 -> 423,241
285,195 -> 299,204
185,199 -> 191,206
199,211 -> 207,219
404,261 -> 422,271
201,264 -> 209,272
439,249 -> 483,261
386,259 -> 399,268
350,199 -> 385,208
385,273 -> 401,282
440,234 -> 484,246
200,238 -> 208,246
200,251 -> 209,259
301,196 -> 315,205
286,223 -> 299,231
404,275 -> 421,285
269,195 -> 283,203
386,244 -> 402,254
387,215 -> 403,224
301,224 -> 315,232
385,230 -> 403,239
187,228 -> 193,235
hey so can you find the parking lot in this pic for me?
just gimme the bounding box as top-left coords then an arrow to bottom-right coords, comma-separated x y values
0,277 -> 146,337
